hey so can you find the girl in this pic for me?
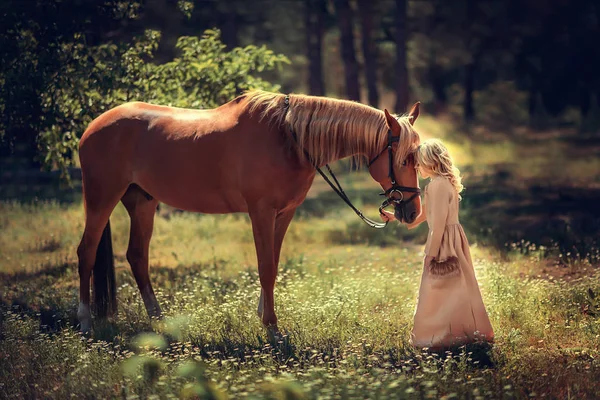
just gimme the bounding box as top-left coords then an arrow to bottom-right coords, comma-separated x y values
381,139 -> 494,350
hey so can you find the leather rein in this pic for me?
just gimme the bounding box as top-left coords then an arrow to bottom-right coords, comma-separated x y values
282,95 -> 421,229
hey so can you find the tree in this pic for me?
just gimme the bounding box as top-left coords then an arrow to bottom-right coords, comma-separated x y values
514,0 -> 600,125
0,0 -> 138,165
394,0 -> 409,112
462,0 -> 476,121
305,0 -> 327,96
0,23 -> 289,178
334,0 -> 361,101
357,0 -> 379,107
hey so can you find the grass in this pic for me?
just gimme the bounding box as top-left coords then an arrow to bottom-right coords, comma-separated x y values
1,195 -> 600,399
1,116 -> 600,399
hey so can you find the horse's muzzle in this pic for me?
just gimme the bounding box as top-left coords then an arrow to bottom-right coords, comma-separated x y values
393,201 -> 418,224
379,196 -> 418,224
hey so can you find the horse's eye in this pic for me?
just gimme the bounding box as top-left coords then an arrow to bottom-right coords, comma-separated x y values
402,160 -> 407,166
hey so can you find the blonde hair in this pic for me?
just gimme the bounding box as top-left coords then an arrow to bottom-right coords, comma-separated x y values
416,139 -> 464,199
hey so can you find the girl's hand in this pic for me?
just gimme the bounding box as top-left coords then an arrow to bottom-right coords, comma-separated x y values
380,210 -> 395,222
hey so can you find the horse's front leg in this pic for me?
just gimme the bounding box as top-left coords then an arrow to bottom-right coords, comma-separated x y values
257,208 -> 296,319
249,204 -> 279,332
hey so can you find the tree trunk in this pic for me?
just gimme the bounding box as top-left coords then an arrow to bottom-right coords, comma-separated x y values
394,0 -> 409,112
528,85 -> 537,118
464,60 -> 476,121
334,0 -> 361,101
426,5 -> 446,114
305,0 -> 326,96
357,0 -> 379,107
579,87 -> 591,117
222,10 -> 239,49
463,0 -> 476,121
429,49 -> 447,114
146,0 -> 185,62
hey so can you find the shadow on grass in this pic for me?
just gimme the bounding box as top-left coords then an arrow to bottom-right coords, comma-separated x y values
0,180 -> 82,204
461,166 -> 600,264
0,253 -> 497,374
0,262 -> 79,335
421,342 -> 496,369
299,162 -> 600,267
0,261 -> 74,284
1,262 -> 265,344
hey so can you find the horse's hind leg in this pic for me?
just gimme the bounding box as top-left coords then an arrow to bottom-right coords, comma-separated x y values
78,212 -> 111,332
121,185 -> 162,319
77,186 -> 127,333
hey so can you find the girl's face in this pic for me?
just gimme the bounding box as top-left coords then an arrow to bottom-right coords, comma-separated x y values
416,162 -> 434,179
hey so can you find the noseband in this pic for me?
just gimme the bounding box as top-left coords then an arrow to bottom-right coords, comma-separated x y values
282,95 -> 420,228
367,130 -> 421,218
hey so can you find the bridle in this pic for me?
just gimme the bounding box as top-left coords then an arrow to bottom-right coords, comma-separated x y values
367,129 -> 421,221
282,95 -> 421,229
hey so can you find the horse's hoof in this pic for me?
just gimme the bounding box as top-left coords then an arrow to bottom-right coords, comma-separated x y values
79,319 -> 92,335
267,325 -> 287,343
148,309 -> 163,320
77,303 -> 92,334
257,291 -> 264,320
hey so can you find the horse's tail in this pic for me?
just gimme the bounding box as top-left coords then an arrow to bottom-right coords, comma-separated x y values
93,221 -> 117,317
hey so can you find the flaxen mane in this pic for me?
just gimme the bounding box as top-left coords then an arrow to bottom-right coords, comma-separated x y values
244,90 -> 419,167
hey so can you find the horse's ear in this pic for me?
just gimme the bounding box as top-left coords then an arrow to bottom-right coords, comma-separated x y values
408,102 -> 420,125
383,109 -> 401,132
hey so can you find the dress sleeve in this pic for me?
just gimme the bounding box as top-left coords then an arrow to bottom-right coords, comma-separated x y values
425,180 -> 451,257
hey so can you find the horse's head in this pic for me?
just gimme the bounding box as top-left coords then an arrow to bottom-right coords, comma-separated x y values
368,103 -> 422,224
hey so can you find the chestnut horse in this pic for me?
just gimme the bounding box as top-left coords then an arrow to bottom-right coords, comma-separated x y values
76,91 -> 422,333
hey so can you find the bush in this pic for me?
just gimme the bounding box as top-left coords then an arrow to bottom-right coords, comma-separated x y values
2,26 -> 289,179
473,81 -> 529,129
44,29 -> 289,179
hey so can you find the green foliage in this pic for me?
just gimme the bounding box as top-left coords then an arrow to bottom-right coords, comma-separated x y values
34,28 -> 288,179
0,0 -> 142,156
2,1 -> 291,177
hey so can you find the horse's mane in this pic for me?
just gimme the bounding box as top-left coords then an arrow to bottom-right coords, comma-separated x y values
244,90 -> 419,167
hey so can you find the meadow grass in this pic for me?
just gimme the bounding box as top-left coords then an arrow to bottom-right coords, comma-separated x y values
1,195 -> 599,399
2,117 -> 599,399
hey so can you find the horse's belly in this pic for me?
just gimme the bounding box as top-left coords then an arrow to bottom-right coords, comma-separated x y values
161,192 -> 248,214
129,126 -> 311,215
131,132 -> 250,213
136,174 -> 248,214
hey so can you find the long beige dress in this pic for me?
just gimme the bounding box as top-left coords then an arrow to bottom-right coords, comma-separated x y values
411,177 -> 494,349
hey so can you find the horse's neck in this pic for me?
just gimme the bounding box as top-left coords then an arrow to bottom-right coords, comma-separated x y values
256,94 -> 387,167
316,125 -> 377,167
324,138 -> 356,165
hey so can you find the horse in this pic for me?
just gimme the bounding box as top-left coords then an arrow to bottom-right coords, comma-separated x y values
76,90 -> 423,334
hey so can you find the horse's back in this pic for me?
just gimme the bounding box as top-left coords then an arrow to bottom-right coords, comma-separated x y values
78,99 -> 250,211
76,96 -> 310,214
82,102 -> 189,138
